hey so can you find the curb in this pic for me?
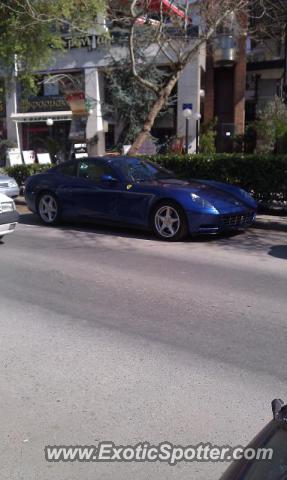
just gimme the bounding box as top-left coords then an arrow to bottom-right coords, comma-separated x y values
15,197 -> 27,206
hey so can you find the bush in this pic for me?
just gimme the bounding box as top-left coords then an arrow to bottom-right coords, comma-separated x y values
199,119 -> 217,154
145,153 -> 287,202
3,164 -> 51,186
3,154 -> 287,204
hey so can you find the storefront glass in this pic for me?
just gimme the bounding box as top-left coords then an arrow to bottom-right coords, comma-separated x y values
22,121 -> 71,163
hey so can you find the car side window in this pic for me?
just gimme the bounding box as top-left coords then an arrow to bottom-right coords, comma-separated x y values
78,159 -> 117,183
56,163 -> 76,177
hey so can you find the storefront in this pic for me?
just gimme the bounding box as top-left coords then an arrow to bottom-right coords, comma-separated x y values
5,27 -> 203,157
22,120 -> 71,161
9,70 -> 89,161
11,111 -> 73,162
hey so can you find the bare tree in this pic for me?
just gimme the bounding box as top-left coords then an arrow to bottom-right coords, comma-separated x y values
107,0 -> 287,154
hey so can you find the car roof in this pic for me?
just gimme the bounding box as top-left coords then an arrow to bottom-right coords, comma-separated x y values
95,156 -> 138,164
51,156 -> 145,172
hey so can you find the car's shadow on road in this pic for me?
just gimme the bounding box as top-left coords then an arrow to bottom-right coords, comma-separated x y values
18,212 -> 157,241
19,211 -> 242,244
269,245 -> 287,260
18,211 -> 286,256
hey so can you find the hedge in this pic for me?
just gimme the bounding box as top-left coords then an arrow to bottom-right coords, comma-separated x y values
145,153 -> 287,203
1,164 -> 51,187
2,154 -> 287,202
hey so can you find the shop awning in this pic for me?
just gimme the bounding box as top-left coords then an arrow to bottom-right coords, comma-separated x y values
146,0 -> 185,18
11,111 -> 73,123
114,0 -> 185,18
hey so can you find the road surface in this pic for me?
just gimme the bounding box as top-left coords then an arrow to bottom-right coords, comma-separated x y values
1,211 -> 287,480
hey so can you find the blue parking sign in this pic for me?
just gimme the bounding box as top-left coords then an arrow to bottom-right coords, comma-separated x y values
183,103 -> 193,110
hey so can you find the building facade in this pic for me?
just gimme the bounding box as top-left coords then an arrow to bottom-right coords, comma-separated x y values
2,16 -> 204,159
246,37 -> 285,122
203,13 -> 247,152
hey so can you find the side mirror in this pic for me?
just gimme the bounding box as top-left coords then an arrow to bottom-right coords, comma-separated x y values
100,174 -> 119,185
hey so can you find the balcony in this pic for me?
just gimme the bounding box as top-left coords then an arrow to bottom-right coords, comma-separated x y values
213,35 -> 238,67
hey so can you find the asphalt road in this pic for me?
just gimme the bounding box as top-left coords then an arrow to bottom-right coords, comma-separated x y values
1,211 -> 287,480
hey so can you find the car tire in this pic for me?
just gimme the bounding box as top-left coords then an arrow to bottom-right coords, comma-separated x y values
37,192 -> 61,226
151,201 -> 188,241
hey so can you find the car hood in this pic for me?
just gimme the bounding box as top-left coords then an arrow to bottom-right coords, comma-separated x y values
0,174 -> 10,182
153,178 -> 256,210
0,192 -> 13,202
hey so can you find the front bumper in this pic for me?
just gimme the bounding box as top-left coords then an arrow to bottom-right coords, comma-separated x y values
25,191 -> 37,213
0,211 -> 19,236
187,210 -> 256,234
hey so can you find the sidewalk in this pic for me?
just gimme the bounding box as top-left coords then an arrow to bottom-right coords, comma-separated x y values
254,215 -> 287,232
15,197 -> 287,232
15,196 -> 30,215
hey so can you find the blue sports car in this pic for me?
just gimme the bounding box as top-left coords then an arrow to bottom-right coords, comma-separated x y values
25,156 -> 257,241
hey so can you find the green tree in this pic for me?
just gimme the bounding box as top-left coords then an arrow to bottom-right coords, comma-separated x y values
255,96 -> 287,154
0,0 -> 106,84
199,118 -> 217,154
105,57 -> 174,149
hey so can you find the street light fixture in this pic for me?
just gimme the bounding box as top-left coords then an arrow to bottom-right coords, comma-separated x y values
193,112 -> 201,154
46,118 -> 54,126
182,108 -> 193,154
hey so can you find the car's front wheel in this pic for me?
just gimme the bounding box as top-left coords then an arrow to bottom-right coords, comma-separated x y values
152,201 -> 188,241
37,192 -> 61,225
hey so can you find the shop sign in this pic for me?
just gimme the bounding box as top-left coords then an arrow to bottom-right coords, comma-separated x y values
65,91 -> 87,115
20,96 -> 70,114
69,116 -> 87,141
63,30 -> 129,51
6,149 -> 22,167
23,151 -> 36,165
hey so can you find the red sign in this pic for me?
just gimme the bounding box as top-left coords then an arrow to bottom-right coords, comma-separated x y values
65,91 -> 87,116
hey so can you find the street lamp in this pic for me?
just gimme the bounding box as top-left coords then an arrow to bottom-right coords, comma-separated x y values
193,112 -> 201,154
182,108 -> 193,154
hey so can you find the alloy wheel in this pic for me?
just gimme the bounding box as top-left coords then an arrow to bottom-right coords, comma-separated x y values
39,194 -> 58,224
154,205 -> 180,238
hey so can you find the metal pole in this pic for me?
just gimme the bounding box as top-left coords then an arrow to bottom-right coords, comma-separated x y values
185,118 -> 189,154
283,25 -> 287,102
13,55 -> 22,154
184,0 -> 188,38
196,120 -> 199,154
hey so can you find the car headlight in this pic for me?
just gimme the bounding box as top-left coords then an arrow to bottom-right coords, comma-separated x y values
190,193 -> 218,212
0,201 -> 15,213
8,179 -> 18,188
238,188 -> 257,205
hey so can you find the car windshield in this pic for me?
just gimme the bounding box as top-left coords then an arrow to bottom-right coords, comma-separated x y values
124,158 -> 174,182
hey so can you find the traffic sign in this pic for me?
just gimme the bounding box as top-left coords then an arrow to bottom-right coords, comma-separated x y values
183,103 -> 193,110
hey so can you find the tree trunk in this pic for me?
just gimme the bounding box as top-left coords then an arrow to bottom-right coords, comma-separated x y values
128,72 -> 181,155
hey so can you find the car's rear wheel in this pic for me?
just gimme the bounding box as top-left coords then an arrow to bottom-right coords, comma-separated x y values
152,201 -> 188,241
37,192 -> 61,225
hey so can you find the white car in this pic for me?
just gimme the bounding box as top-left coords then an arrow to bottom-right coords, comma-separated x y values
0,174 -> 19,198
0,193 -> 19,240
